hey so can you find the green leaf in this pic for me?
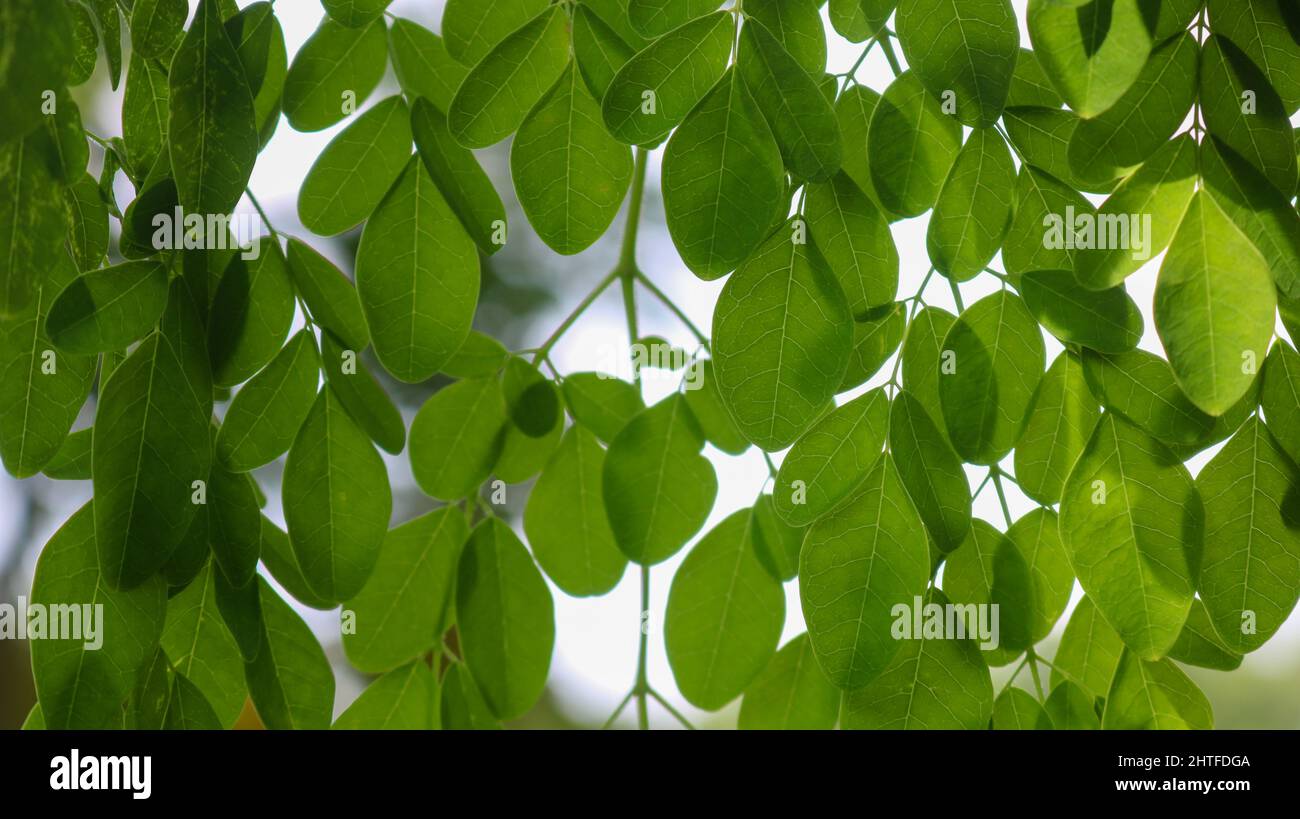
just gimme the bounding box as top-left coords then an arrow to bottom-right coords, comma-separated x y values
1067,32 -> 1198,187
665,509 -> 785,710
442,0 -> 549,67
1200,137 -> 1300,300
388,20 -> 465,114
283,388 -> 392,601
131,0 -> 186,60
208,238 -> 295,388
1101,650 -> 1213,729
525,427 -> 628,597
1021,270 -> 1143,354
896,0 -> 1019,127
94,280 -> 213,589
440,662 -> 501,730
738,633 -> 839,729
67,3 -> 99,87
1026,0 -> 1153,118
1080,348 -> 1215,447
1015,351 -> 1101,505
33,91 -> 88,184
993,687 -> 1048,730
259,515 -> 336,610
410,377 -> 507,500
1196,416 -> 1300,654
834,85 -> 894,217
244,578 -> 336,730
839,301 -> 906,391
927,127 -> 1017,281
31,503 -> 166,729
713,221 -> 853,451
751,493 -> 805,583
344,507 -> 468,673
456,518 -> 555,720
663,69 -> 785,281
1074,134 -> 1197,291
602,12 -> 734,146
562,372 -> 645,444
129,648 -> 173,730
1006,48 -> 1063,109
333,661 -> 436,730
807,173 -> 899,316
491,357 -> 563,483
298,96 -> 414,237
1168,599 -> 1244,671
0,266 -> 96,478
42,428 -> 94,481
159,563 -> 247,728
1154,191 -> 1275,416
573,5 -> 635,102
1041,680 -> 1100,730
603,394 -> 718,565
888,391 -> 972,554
442,330 -> 508,379
744,0 -> 827,75
840,588 -> 994,729
356,157 -> 479,383
629,0 -> 722,37
283,17 -> 387,133
1003,165 -> 1095,277
901,305 -> 957,432
800,454 -> 931,689
1060,414 -> 1201,659
512,63 -> 633,255
1200,33 -> 1298,197
0,0 -> 72,143
1008,507 -> 1076,644
163,673 -> 223,730
285,240 -> 370,354
683,359 -> 750,455
738,19 -> 841,182
447,7 -> 570,149
828,0 -> 894,42
1051,595 -> 1123,700
867,71 -> 962,217
322,0 -> 394,29
122,53 -> 170,185
939,291 -> 1045,464
1262,341 -> 1300,467
1206,0 -> 1300,114
217,330 -> 321,472
411,98 -> 508,256
168,0 -> 257,216
318,332 -> 406,455
943,519 -> 1036,664
206,463 -> 262,588
0,132 -> 69,318
774,388 -> 889,527
1002,106 -> 1109,194
66,173 -> 109,272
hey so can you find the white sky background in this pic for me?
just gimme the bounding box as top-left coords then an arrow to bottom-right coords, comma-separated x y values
1,0 -> 1297,728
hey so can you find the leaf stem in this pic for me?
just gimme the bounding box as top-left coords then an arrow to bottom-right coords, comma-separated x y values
997,654 -> 1030,697
648,688 -> 696,730
989,467 -> 1014,527
636,271 -> 711,351
602,689 -> 635,729
877,30 -> 904,77
246,190 -> 279,237
947,276 -> 965,312
1026,647 -> 1046,700
635,567 -> 650,729
532,269 -> 620,364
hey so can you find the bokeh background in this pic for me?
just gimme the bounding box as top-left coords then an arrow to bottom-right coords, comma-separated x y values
2,0 -> 1298,730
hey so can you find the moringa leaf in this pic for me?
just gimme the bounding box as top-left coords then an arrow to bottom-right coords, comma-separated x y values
800,454 -> 931,689
159,563 -> 247,728
456,518 -> 555,720
939,291 -> 1045,465
285,238 -> 370,353
244,577 -> 335,730
744,0 -> 827,75
447,7 -> 570,149
442,0 -> 549,67
993,687 -> 1048,730
207,237 -> 295,388
131,0 -> 186,60
333,661 -> 435,730
343,508 -> 468,673
713,222 -> 853,451
868,71 -> 962,217
388,20 -> 465,114
356,156 -> 479,383
1206,0 -> 1300,114
1020,269 -> 1143,354
1026,0 -> 1153,118
943,519 -> 1036,665
1168,598 -> 1244,671
602,12 -> 734,146
738,633 -> 840,729
409,378 -> 507,500
1015,351 -> 1100,506
411,98 -> 508,256
1041,680 -> 1100,730
283,17 -> 388,133
839,302 -> 906,391
774,389 -> 889,527
322,0 -> 394,29
562,372 -> 645,444
573,5 -> 635,102
1060,414 -> 1201,659
1154,191 -> 1275,416
665,509 -> 785,710
512,63 -> 633,255
927,127 -> 1017,282
525,427 -> 628,597
1196,417 -> 1300,654
663,69 -> 785,281
1262,341 -> 1300,467
888,391 -> 971,554
319,332 -> 406,455
751,493 -> 805,583
806,173 -> 898,317
283,388 -> 392,602
683,359 -> 751,455
1102,650 -> 1213,729
901,305 -> 957,433
896,0 -> 1020,127
1051,595 -> 1123,700
217,330 -> 321,472
298,96 -> 414,237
